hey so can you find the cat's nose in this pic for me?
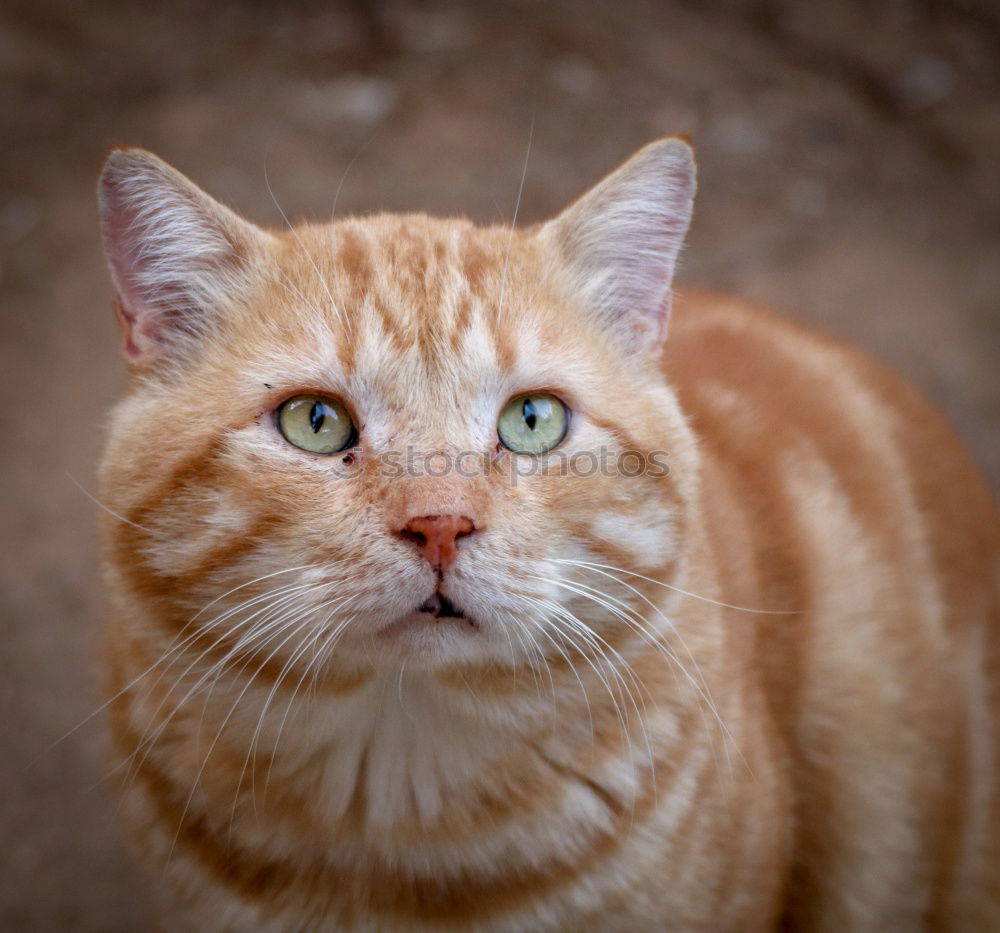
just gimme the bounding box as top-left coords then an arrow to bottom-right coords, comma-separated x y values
399,514 -> 477,573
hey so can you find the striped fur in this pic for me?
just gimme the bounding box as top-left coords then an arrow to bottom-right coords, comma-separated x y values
97,145 -> 999,930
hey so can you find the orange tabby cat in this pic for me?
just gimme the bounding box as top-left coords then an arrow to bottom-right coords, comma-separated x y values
97,140 -> 999,930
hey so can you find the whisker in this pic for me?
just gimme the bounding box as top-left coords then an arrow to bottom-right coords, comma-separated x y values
136,581 -> 325,740
299,607 -> 361,714
541,566 -> 750,781
552,558 -> 800,615
167,609 -> 322,863
263,158 -> 344,325
115,575 -> 361,795
502,609 -> 557,724
547,566 -> 722,732
497,107 -> 535,323
240,593 -> 360,816
112,581 -> 331,796
528,594 -> 656,797
43,567 -> 318,762
67,470 -> 154,534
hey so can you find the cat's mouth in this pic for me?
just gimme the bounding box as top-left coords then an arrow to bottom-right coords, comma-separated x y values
417,592 -> 466,620
378,590 -> 478,642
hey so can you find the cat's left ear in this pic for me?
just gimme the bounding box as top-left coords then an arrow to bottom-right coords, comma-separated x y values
98,148 -> 272,369
537,138 -> 696,353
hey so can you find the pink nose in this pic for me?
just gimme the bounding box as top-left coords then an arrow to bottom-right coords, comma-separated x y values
399,514 -> 476,573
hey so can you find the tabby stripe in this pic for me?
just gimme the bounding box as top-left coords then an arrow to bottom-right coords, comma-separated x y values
122,618 -> 372,698
111,443 -> 368,693
585,412 -> 651,465
124,438 -> 225,528
449,294 -> 474,354
436,615 -> 671,694
110,692 -> 701,923
485,304 -> 517,372
111,642 -> 702,848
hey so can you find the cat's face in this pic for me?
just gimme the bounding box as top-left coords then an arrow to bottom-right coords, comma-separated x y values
99,142 -> 697,675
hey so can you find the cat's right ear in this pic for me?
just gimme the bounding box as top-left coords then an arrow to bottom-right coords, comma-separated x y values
97,148 -> 271,369
536,138 -> 695,354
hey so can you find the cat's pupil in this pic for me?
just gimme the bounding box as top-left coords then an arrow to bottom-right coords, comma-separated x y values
309,401 -> 325,434
523,398 -> 538,431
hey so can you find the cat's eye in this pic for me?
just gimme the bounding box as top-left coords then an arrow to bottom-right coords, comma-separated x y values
498,392 -> 569,455
277,394 -> 356,455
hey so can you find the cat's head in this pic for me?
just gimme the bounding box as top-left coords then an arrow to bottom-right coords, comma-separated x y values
98,141 -> 699,676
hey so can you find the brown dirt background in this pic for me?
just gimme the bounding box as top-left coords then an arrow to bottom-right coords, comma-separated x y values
1,0 -> 998,928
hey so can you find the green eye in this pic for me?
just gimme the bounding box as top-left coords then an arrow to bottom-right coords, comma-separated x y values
498,392 -> 569,455
278,394 -> 356,455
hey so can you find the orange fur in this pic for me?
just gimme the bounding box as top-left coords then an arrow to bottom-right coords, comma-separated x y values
97,143 -> 999,930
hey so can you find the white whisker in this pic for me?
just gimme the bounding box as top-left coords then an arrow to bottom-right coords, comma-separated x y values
263,159 -> 344,325
553,558 -> 800,615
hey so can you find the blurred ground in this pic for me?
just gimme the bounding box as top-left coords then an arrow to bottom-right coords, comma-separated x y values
1,0 -> 998,928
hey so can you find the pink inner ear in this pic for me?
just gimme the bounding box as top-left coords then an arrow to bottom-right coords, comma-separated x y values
101,178 -> 165,365
112,298 -> 147,363
542,138 -> 695,354
98,148 -> 259,369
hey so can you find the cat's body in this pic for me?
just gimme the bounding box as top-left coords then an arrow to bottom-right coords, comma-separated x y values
97,143 -> 999,931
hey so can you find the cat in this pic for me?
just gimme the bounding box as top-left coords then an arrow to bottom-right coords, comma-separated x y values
96,139 -> 999,931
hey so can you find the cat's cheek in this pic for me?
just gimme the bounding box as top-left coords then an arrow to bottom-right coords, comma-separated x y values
142,488 -> 257,578
588,508 -> 679,572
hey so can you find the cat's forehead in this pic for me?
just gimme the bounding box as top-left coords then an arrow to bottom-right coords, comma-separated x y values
280,214 -> 521,333
246,215 -> 573,408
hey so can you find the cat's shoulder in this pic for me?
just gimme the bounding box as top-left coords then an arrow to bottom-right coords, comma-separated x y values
664,288 -> 958,448
666,289 -> 872,381
666,289 -> 997,601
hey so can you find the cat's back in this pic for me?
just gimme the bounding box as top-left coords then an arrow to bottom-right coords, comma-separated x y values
664,290 -> 1000,926
663,290 -> 997,613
